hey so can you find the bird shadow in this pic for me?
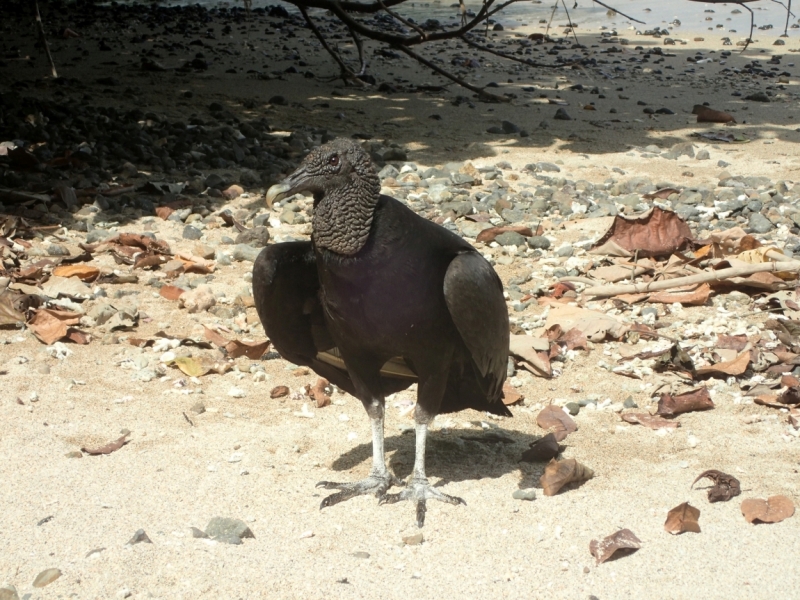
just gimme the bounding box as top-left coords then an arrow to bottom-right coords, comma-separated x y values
327,427 -> 556,491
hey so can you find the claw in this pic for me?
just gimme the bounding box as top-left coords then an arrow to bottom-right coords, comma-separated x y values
416,500 -> 427,528
316,473 -> 398,510
379,477 -> 465,526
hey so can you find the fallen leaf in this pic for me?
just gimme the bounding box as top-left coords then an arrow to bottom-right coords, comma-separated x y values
0,292 -> 26,326
692,104 -> 736,123
159,285 -> 185,301
643,187 -> 681,200
691,470 -> 741,503
695,351 -> 750,378
173,356 -> 210,377
664,502 -> 701,534
520,433 -> 560,462
81,432 -> 130,455
52,264 -> 100,282
621,413 -> 680,429
741,495 -> 795,524
590,207 -> 694,258
155,206 -> 174,220
540,458 -> 594,496
203,325 -> 230,347
536,405 -> 577,441
310,378 -> 331,408
225,339 -> 270,360
270,385 -> 290,398
509,334 -> 552,378
589,529 -> 641,565
656,388 -> 714,417
475,225 -> 533,244
777,386 -> 800,405
648,283 -> 711,306
717,334 -> 749,352
502,382 -> 524,405
27,308 -> 81,344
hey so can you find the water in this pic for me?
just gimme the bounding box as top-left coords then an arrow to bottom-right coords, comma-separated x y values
157,0 -> 799,38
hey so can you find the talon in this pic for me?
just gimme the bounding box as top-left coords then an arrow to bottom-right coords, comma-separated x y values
416,500 -> 427,528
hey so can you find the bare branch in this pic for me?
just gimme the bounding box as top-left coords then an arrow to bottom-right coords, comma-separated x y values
376,0 -> 426,38
34,0 -> 57,78
460,34 -> 577,69
299,6 -> 365,85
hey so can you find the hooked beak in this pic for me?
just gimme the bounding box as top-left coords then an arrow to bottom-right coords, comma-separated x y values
265,165 -> 318,208
265,182 -> 292,208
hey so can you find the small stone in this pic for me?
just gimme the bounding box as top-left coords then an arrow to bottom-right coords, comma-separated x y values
745,92 -> 770,102
0,585 -> 19,600
116,588 -> 132,599
696,149 -> 710,160
402,532 -> 424,545
182,225 -> 203,240
222,185 -> 244,200
205,516 -> 255,542
748,212 -> 773,233
269,95 -> 288,106
536,162 -> 561,173
234,226 -> 270,248
127,529 -> 152,545
501,120 -> 520,134
555,245 -> 574,257
228,387 -> 246,398
190,402 -> 206,415
64,451 -> 83,458
190,527 -> 208,538
512,488 -> 537,501
32,568 -> 61,588
527,236 -> 551,250
717,160 -> 731,168
232,244 -> 262,262
565,402 -> 581,415
623,397 -> 638,409
554,108 -> 572,120
352,551 -> 371,559
494,231 -> 526,246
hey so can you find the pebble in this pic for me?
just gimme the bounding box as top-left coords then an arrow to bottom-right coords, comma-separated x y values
402,532 -> 424,545
32,569 -> 61,588
565,402 -> 581,415
623,397 -> 638,409
205,516 -> 255,543
748,212 -> 774,233
512,488 -> 537,501
235,226 -> 270,248
527,236 -> 551,250
495,231 -> 527,246
554,108 -> 572,120
232,244 -> 262,262
127,529 -> 152,545
182,225 -> 203,240
696,149 -> 710,160
0,584 -> 19,600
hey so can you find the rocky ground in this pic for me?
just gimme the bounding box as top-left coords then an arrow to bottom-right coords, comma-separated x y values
1,2 -> 800,599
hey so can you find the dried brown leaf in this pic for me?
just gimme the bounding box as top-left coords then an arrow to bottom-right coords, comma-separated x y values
52,264 -> 100,282
691,469 -> 741,503
695,351 -> 750,378
27,308 -> 81,345
621,413 -> 680,429
520,433 -> 560,462
665,502 -> 701,534
159,285 -> 185,301
225,339 -> 270,360
656,387 -> 714,417
536,405 -> 577,442
741,495 -> 795,524
589,529 -> 641,565
270,385 -> 290,399
502,382 -> 524,406
0,292 -> 25,326
203,325 -> 229,347
81,432 -> 130,455
692,104 -> 736,123
540,458 -> 594,496
649,283 -> 711,306
475,225 -> 533,244
590,207 -> 693,258
778,386 -> 800,405
310,378 -> 331,408
717,334 -> 749,352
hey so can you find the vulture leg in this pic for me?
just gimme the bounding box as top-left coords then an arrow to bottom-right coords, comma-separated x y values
380,366 -> 466,528
317,410 -> 400,507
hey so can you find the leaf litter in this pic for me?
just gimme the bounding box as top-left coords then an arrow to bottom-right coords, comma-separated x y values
589,529 -> 642,565
664,502 -> 701,535
691,470 -> 741,503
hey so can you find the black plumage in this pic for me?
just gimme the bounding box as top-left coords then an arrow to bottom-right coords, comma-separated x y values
253,138 -> 510,526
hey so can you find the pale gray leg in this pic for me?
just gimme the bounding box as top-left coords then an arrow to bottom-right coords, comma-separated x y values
380,423 -> 465,527
317,411 -> 400,509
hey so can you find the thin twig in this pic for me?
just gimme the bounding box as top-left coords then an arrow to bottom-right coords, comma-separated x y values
34,0 -> 57,78
460,34 -> 577,68
299,6 -> 363,85
393,44 -> 509,102
377,0 -> 426,38
560,0 -> 581,46
545,0 -> 559,38
741,2 -> 755,52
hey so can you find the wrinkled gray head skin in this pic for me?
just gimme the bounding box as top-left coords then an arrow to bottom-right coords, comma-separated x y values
266,138 -> 380,256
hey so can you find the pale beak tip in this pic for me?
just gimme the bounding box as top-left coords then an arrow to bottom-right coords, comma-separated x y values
266,183 -> 291,208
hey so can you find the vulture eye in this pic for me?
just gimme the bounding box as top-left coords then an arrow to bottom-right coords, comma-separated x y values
328,155 -> 339,167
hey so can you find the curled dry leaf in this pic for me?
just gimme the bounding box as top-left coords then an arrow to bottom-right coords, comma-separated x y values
0,292 -> 26,326
656,387 -> 714,418
52,264 -> 100,282
621,413 -> 680,430
520,432 -> 560,462
741,495 -> 795,524
270,385 -> 290,399
648,283 -> 711,307
310,378 -> 332,408
665,502 -> 701,535
475,225 -> 533,244
695,351 -> 750,378
203,325 -> 230,347
27,308 -> 81,345
225,339 -> 270,360
502,382 -> 523,406
590,206 -> 693,258
173,357 -> 210,378
159,285 -> 185,301
536,405 -> 577,442
81,432 -> 130,455
540,458 -> 594,496
691,469 -> 741,503
589,529 -> 641,565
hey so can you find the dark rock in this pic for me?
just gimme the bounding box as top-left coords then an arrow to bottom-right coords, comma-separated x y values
554,108 -> 572,120
748,212 -> 773,233
527,235 -> 551,250
234,226 -> 270,248
494,231 -> 527,246
182,225 -> 203,240
127,529 -> 152,545
745,92 -> 770,102
501,120 -> 520,134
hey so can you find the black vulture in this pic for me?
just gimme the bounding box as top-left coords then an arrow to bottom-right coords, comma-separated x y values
253,138 -> 510,526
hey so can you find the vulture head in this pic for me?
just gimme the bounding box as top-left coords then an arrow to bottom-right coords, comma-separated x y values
266,138 -> 382,256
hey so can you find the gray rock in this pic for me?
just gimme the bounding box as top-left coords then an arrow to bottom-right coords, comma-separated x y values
527,236 -> 551,250
205,517 -> 255,543
232,244 -> 262,262
190,527 -> 208,538
182,225 -> 203,240
623,397 -> 638,409
512,488 -> 537,501
501,208 -> 525,223
502,120 -> 520,134
745,92 -> 770,102
662,142 -> 695,160
494,231 -> 527,246
86,229 -> 114,244
234,226 -> 270,248
127,529 -> 152,545
641,307 -> 659,320
32,569 -> 61,589
46,244 -> 71,256
536,162 -> 561,173
748,212 -> 773,233
718,160 -> 731,168
378,164 -> 400,179
279,209 -> 296,224
565,402 -> 580,415
696,149 -> 710,160
0,584 -> 20,600
460,221 -> 492,238
555,245 -> 574,257
554,108 -> 572,120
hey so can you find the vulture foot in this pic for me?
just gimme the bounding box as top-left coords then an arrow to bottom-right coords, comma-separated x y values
317,472 -> 401,509
380,477 -> 466,527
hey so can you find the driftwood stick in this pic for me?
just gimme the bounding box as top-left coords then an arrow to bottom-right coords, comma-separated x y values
34,0 -> 58,78
584,261 -> 800,298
